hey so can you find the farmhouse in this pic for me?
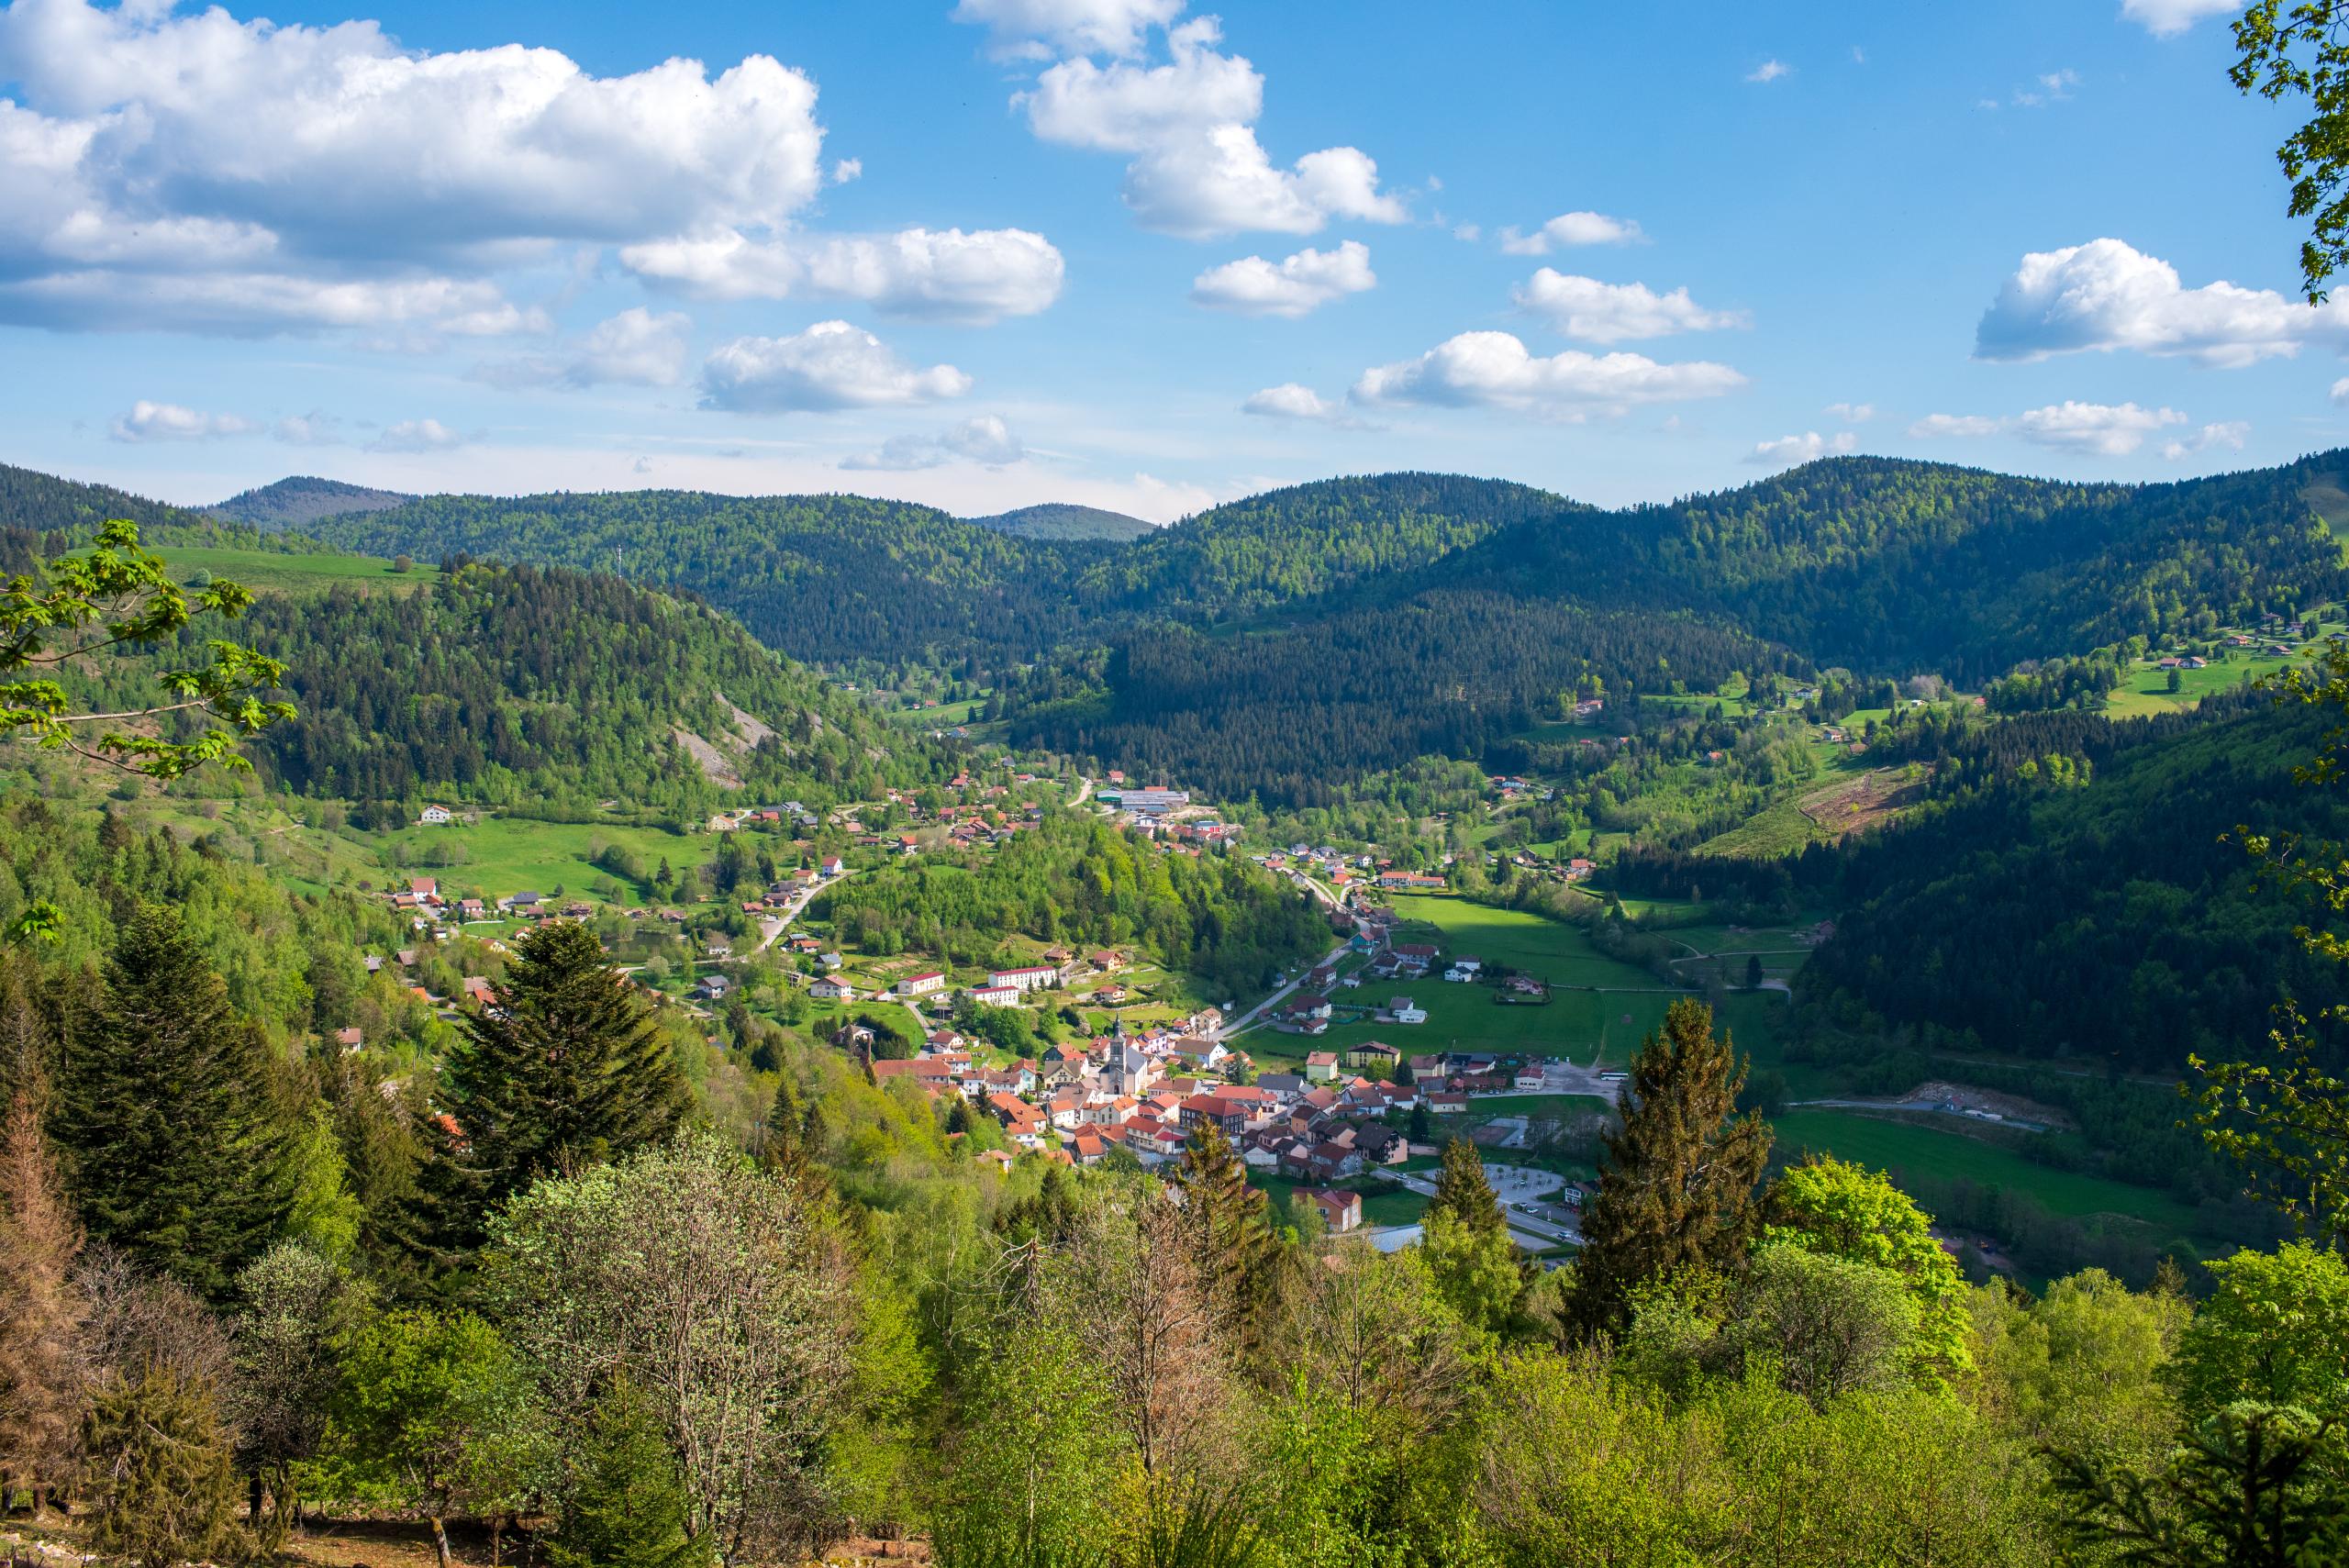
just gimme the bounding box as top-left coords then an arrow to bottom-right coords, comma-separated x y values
417,805 -> 453,825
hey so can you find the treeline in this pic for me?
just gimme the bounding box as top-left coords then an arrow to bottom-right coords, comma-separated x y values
102,559 -> 960,817
820,814 -> 1329,995
303,489 -> 1124,674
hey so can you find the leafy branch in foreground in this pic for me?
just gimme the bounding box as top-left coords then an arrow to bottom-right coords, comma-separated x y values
1,517 -> 294,942
2233,0 -> 2349,301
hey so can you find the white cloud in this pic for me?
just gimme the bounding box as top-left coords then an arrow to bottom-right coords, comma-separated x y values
1350,330 -> 1745,420
1976,238 -> 2349,368
369,417 -> 466,453
108,400 -> 257,442
1512,270 -> 1748,343
841,414 -> 1025,471
1191,240 -> 1374,317
988,13 -> 1405,238
1453,223 -> 1483,243
1747,430 -> 1857,467
2333,376 -> 2349,405
2121,0 -> 2238,37
2161,420 -> 2249,460
1826,401 -> 1876,422
952,0 -> 1186,59
0,0 -> 842,335
831,158 -> 863,184
473,307 -> 692,390
620,227 -> 1064,324
1241,383 -> 1334,419
1909,400 -> 2190,455
1497,210 -> 1646,256
699,320 -> 973,414
1747,59 -> 1791,83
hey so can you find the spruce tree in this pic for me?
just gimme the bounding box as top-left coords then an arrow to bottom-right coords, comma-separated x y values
1423,1137 -> 1520,1330
1569,998 -> 1773,1339
443,920 -> 684,1206
83,1362 -> 238,1568
1176,1121 -> 1277,1341
51,902 -> 289,1300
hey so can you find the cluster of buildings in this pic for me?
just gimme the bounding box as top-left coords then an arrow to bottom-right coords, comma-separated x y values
386,876 -> 595,935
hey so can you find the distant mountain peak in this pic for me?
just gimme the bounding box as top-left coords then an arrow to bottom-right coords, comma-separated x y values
211,475 -> 417,529
963,502 -> 1157,541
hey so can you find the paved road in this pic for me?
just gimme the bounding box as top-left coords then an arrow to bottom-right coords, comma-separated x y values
754,865 -> 859,951
1071,774 -> 1093,807
1219,940 -> 1349,1040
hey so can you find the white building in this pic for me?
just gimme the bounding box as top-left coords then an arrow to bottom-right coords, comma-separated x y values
988,964 -> 1061,995
896,971 -> 947,997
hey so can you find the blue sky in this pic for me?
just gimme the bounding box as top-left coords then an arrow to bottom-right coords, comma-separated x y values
2,0 -> 2340,519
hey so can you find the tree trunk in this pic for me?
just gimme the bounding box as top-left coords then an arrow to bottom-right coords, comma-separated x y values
249,1469 -> 265,1526
430,1513 -> 453,1568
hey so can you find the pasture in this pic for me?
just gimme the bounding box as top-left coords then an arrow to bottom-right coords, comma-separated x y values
156,544 -> 439,595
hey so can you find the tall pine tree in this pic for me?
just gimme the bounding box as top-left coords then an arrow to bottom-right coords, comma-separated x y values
441,920 -> 684,1207
1176,1121 -> 1278,1344
1422,1137 -> 1520,1330
51,902 -> 289,1300
1568,998 -> 1772,1338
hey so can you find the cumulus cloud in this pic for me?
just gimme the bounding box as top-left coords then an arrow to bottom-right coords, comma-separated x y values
952,0 -> 1185,59
2333,376 -> 2349,405
699,320 -> 972,414
1350,330 -> 1745,420
1747,430 -> 1856,467
1241,383 -> 1335,419
620,227 -> 1064,324
1747,59 -> 1791,83
1909,400 -> 2192,455
1512,270 -> 1748,343
369,417 -> 466,453
981,12 -> 1406,237
473,308 -> 691,390
2121,0 -> 2237,36
1976,238 -> 2349,368
1826,401 -> 1876,422
1190,240 -> 1374,317
0,0 -> 848,335
831,158 -> 863,184
841,414 -> 1025,471
1497,211 -> 1645,255
108,401 -> 257,442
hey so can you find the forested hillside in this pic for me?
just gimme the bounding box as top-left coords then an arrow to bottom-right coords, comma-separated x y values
305,490 -> 1123,673
210,475 -> 415,528
90,559 -> 956,817
1070,472 -> 1575,623
821,813 -> 1329,995
1793,692 -> 2348,1073
965,502 -> 1157,540
1008,591 -> 1800,807
1443,455 -> 2349,681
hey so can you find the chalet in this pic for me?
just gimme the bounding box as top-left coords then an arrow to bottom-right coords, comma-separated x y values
461,975 -> 495,1006
695,974 -> 733,1002
409,877 -> 439,901
1307,1188 -> 1363,1233
1304,1050 -> 1340,1083
501,891 -> 542,912
458,898 -> 487,920
1386,997 -> 1427,1025
335,1027 -> 363,1051
819,855 -> 846,877
417,806 -> 454,826
896,971 -> 947,997
810,978 -> 856,1002
988,964 -> 1062,995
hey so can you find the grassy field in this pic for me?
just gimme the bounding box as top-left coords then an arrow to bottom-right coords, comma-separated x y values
362,817 -> 718,904
2103,659 -> 2260,718
155,545 -> 440,595
1768,1109 -> 2208,1236
1252,1173 -> 1428,1230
